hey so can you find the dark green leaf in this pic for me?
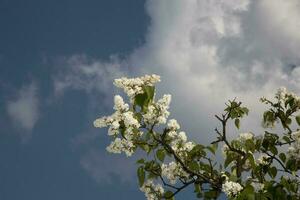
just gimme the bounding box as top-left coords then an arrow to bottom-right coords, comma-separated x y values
137,167 -> 145,187
235,118 -> 240,129
296,115 -> 300,126
156,149 -> 166,162
164,191 -> 174,200
279,153 -> 286,163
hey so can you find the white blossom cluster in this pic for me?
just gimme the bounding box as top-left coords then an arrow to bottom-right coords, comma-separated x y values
238,132 -> 254,142
140,180 -> 164,200
275,87 -> 300,107
256,154 -> 270,166
114,74 -> 160,99
161,161 -> 189,184
94,95 -> 141,156
143,94 -> 171,125
288,130 -> 300,161
222,181 -> 243,197
165,119 -> 196,158
251,182 -> 264,192
106,137 -> 135,156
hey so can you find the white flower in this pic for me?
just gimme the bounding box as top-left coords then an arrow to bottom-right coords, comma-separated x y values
222,181 -> 243,197
143,94 -> 171,125
291,131 -> 300,141
222,144 -> 229,156
251,182 -> 264,192
161,162 -> 189,184
122,111 -> 140,129
107,121 -> 120,136
288,130 -> 300,161
239,132 -> 254,141
93,116 -> 113,128
143,105 -> 156,124
140,180 -> 164,200
106,138 -> 123,154
178,131 -> 187,143
167,119 -> 180,130
182,141 -> 195,152
257,154 -> 270,166
113,95 -> 129,111
113,74 -> 160,99
276,87 -> 287,100
106,137 -> 135,157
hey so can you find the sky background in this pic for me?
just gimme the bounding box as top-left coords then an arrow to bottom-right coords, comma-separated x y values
1,0 -> 300,200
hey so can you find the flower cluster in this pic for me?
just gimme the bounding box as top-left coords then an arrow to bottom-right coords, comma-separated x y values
140,180 -> 164,200
222,181 -> 243,197
114,74 -> 160,99
94,95 -> 141,156
288,131 -> 300,161
165,120 -> 195,154
256,154 -> 270,166
94,74 -> 300,200
251,182 -> 264,192
143,94 -> 171,125
238,132 -> 254,142
161,161 -> 189,184
275,87 -> 300,108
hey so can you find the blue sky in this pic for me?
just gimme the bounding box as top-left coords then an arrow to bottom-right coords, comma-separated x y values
1,0 -> 300,200
0,0 -> 148,199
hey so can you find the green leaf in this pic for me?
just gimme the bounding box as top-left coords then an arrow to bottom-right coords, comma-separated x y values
144,86 -> 155,101
224,154 -> 235,168
296,115 -> 300,126
137,167 -> 145,187
188,161 -> 199,171
134,93 -> 148,108
235,118 -> 240,129
207,143 -> 218,155
164,191 -> 174,200
268,166 -> 277,178
156,149 -> 166,162
194,183 -> 201,193
241,107 -> 249,115
279,153 -> 286,163
136,158 -> 145,164
140,144 -> 152,154
269,146 -> 278,155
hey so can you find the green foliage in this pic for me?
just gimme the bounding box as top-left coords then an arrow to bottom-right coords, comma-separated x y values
99,78 -> 300,200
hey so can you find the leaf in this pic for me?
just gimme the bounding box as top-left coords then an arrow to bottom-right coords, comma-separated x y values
156,149 -> 165,162
136,158 -> 145,164
235,118 -> 240,129
296,115 -> 300,126
224,154 -> 234,168
137,167 -> 145,187
268,166 -> 277,178
188,161 -> 199,171
134,93 -> 148,108
269,146 -> 278,155
144,86 -> 155,101
279,153 -> 286,163
164,191 -> 174,200
206,143 -> 218,155
241,107 -> 249,115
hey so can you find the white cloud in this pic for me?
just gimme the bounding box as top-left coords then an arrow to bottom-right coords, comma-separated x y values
127,0 -> 300,140
80,148 -> 136,184
56,0 -> 300,182
6,82 -> 39,140
53,54 -> 126,95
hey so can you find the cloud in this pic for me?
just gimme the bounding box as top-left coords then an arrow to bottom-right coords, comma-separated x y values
126,0 -> 300,140
53,54 -> 127,96
80,148 -> 137,184
6,82 -> 39,140
55,0 -> 300,183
